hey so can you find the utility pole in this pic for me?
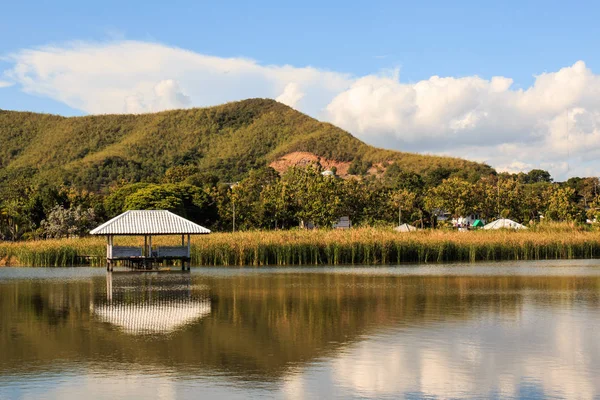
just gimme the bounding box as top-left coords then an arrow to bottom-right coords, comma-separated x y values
229,182 -> 238,233
497,175 -> 500,218
399,205 -> 402,226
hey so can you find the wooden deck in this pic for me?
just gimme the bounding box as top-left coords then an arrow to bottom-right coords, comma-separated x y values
107,256 -> 191,271
106,240 -> 192,271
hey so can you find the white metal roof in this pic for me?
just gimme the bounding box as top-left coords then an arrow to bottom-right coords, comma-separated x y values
92,299 -> 211,334
394,223 -> 417,232
483,218 -> 527,230
90,210 -> 211,235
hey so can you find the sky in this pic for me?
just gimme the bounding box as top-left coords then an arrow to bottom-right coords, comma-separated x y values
1,0 -> 600,180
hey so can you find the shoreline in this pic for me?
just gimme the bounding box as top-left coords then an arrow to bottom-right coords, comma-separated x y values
2,227 -> 600,267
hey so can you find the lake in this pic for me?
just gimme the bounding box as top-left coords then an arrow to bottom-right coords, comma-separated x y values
1,261 -> 599,399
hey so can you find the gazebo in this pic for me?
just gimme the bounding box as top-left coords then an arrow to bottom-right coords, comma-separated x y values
90,210 -> 211,271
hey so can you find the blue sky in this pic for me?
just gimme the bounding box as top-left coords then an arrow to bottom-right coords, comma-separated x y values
1,0 -> 600,178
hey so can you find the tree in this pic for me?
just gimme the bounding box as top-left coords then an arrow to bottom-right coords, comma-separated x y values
122,183 -> 217,226
281,166 -> 346,228
104,183 -> 151,218
566,177 -> 599,207
390,189 -> 417,225
423,167 -> 453,187
586,195 -> 600,222
163,165 -> 200,184
424,177 -> 474,217
348,158 -> 371,176
40,205 -> 98,239
526,169 -> 553,184
221,167 -> 280,230
384,162 -> 402,179
0,199 -> 33,241
124,185 -> 186,215
544,186 -> 581,222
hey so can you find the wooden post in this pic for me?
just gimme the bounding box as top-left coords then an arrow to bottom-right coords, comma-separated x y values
187,234 -> 191,270
144,235 -> 148,257
106,271 -> 113,302
106,236 -> 114,271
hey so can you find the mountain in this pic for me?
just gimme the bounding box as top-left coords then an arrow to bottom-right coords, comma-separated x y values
0,98 -> 494,191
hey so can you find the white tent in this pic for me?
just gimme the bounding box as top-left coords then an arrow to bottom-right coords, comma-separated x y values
394,223 -> 417,232
483,218 -> 527,230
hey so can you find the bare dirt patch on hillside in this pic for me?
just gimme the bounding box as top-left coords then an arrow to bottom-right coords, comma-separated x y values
270,152 -> 354,176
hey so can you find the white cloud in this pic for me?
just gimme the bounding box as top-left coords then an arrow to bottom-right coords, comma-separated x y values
276,82 -> 304,108
0,80 -> 13,88
3,40 -> 351,116
326,61 -> 600,179
124,79 -> 191,113
3,40 -> 600,179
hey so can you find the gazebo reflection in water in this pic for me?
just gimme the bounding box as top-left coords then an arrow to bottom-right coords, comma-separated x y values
93,272 -> 211,335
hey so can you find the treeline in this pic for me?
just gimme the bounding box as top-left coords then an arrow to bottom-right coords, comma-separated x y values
1,160 -> 598,241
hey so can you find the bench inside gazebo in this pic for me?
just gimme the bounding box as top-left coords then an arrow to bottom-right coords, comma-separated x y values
90,210 -> 211,271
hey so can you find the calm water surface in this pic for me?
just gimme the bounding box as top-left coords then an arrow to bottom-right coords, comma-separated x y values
1,261 -> 599,399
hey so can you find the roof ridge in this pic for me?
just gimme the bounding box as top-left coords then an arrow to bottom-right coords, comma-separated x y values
164,210 -> 206,228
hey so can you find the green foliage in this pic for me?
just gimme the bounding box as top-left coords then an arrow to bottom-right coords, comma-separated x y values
121,183 -> 217,226
163,164 -> 201,184
545,186 -> 582,222
525,169 -> 553,184
1,98 -> 597,238
124,185 -> 187,214
348,158 -> 372,175
425,177 -> 475,217
0,99 -> 493,191
423,167 -> 453,187
104,183 -> 150,218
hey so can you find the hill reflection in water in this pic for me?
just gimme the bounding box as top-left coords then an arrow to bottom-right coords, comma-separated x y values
0,264 -> 599,399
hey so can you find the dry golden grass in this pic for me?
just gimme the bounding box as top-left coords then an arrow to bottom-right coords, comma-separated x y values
2,224 -> 600,267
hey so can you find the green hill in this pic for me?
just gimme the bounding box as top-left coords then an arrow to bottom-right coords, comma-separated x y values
0,98 -> 493,191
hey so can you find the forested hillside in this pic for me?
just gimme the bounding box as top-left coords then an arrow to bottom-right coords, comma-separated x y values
0,98 -> 492,191
9,98 -> 592,241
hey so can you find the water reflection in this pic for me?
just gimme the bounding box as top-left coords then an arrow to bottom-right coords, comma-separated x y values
0,265 -> 599,399
93,273 -> 211,335
331,304 -> 600,399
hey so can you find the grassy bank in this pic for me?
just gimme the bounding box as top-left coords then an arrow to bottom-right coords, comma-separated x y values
2,225 -> 600,267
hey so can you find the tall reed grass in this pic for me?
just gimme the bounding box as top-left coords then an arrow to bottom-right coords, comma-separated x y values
2,225 -> 600,267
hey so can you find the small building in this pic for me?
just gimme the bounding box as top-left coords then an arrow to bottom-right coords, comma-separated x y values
432,209 -> 452,222
90,210 -> 211,271
333,216 -> 351,229
300,216 -> 352,230
452,214 -> 485,228
394,223 -> 417,233
299,220 -> 316,229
